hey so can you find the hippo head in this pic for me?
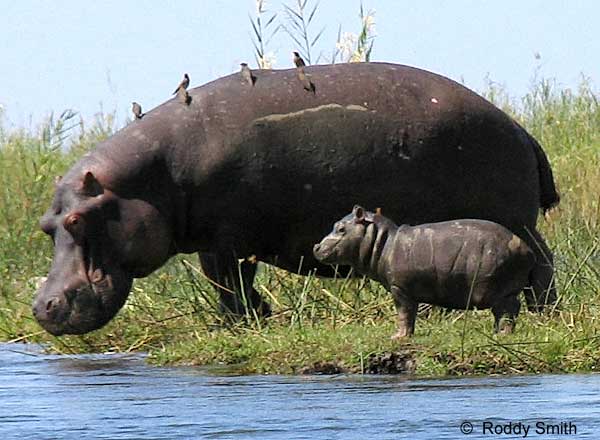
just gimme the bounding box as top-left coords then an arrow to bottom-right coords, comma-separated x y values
313,205 -> 374,265
33,171 -> 173,335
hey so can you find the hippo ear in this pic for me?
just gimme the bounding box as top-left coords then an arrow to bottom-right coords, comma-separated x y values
353,205 -> 365,223
81,171 -> 103,196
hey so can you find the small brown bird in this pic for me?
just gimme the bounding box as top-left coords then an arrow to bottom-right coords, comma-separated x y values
293,51 -> 306,67
297,67 -> 316,94
172,73 -> 190,95
240,63 -> 255,86
131,102 -> 143,119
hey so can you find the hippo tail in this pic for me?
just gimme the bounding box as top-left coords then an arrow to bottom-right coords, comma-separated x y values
531,134 -> 560,214
517,121 -> 560,214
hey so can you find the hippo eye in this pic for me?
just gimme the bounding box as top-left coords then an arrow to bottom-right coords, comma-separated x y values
63,213 -> 86,242
337,225 -> 346,234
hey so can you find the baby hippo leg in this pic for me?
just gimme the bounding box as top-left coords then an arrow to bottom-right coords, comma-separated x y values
390,286 -> 418,339
491,294 -> 521,334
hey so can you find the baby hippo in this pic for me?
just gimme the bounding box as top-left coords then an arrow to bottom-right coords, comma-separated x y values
313,206 -> 535,338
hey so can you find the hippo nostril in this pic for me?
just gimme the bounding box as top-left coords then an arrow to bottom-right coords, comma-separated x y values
46,297 -> 63,314
40,296 -> 70,323
46,297 -> 65,320
33,296 -> 67,323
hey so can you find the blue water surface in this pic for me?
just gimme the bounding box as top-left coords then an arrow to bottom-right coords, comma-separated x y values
0,343 -> 598,439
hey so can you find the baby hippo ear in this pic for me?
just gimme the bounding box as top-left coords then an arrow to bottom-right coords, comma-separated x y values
353,205 -> 365,223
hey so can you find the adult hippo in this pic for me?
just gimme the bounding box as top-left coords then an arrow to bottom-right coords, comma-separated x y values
32,62 -> 559,335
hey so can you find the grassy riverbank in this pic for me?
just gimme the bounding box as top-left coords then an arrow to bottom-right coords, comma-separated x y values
1,77 -> 599,375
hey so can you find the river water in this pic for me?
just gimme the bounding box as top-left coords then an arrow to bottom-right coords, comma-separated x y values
1,343 -> 598,439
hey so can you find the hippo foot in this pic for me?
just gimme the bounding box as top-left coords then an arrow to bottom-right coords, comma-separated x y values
253,299 -> 272,318
494,320 -> 516,335
220,299 -> 272,321
390,328 -> 413,340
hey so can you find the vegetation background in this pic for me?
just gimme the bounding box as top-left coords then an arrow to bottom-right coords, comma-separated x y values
0,1 -> 598,375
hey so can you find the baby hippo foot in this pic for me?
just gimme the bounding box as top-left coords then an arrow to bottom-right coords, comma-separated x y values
390,287 -> 417,341
492,296 -> 520,335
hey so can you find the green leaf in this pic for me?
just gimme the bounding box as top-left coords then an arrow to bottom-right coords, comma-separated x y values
266,24 -> 282,45
265,13 -> 278,28
284,4 -> 303,22
307,1 -> 319,25
311,25 -> 326,47
249,14 -> 261,41
366,40 -> 374,62
284,28 -> 305,52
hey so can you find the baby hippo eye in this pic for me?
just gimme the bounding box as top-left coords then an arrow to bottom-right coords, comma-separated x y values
336,225 -> 346,234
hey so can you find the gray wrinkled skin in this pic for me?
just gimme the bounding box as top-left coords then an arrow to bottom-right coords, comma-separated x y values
314,206 -> 535,338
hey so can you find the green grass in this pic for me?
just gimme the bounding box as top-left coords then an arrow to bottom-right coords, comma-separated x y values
0,77 -> 599,376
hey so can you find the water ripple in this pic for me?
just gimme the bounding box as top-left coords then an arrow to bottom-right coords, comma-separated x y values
1,343 -> 600,439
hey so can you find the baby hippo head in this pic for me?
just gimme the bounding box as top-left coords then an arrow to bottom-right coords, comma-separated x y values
313,205 -> 373,265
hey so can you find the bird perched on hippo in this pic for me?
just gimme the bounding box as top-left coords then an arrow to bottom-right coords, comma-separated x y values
131,102 -> 144,119
173,73 -> 192,104
172,73 -> 190,95
313,206 -> 535,338
240,63 -> 256,86
293,51 -> 306,67
32,62 -> 559,336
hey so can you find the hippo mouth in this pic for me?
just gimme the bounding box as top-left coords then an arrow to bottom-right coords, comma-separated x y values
33,272 -> 124,336
313,240 -> 340,265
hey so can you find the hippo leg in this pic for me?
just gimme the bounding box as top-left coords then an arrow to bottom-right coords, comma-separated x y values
491,294 -> 521,334
390,286 -> 418,339
522,228 -> 557,312
198,252 -> 272,318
